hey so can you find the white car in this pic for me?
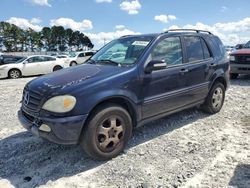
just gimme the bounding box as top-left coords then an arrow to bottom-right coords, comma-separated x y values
0,55 -> 66,79
67,51 -> 96,66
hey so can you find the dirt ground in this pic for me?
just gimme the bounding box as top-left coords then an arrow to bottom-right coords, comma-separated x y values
0,75 -> 249,188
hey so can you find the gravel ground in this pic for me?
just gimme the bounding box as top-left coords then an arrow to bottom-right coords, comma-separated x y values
0,75 -> 249,188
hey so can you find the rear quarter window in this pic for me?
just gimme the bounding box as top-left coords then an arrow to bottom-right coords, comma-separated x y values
209,36 -> 226,57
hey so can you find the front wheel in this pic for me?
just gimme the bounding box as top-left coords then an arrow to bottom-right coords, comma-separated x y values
80,104 -> 132,160
202,82 -> 225,114
9,69 -> 21,79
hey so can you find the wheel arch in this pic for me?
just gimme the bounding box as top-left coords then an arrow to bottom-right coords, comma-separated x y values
84,96 -> 138,128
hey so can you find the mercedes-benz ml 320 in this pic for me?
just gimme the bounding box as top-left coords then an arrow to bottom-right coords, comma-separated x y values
18,30 -> 229,160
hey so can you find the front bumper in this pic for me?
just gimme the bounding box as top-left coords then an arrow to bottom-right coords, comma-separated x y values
0,69 -> 8,79
18,109 -> 88,145
230,63 -> 250,74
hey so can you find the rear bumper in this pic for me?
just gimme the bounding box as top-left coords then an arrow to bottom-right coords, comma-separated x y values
230,63 -> 250,74
18,110 -> 88,145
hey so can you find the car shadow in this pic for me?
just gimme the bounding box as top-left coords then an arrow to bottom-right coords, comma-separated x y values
228,164 -> 250,188
0,108 -> 209,187
230,74 -> 250,86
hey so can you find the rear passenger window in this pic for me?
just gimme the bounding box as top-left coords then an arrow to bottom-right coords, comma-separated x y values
150,37 -> 183,67
201,39 -> 211,59
185,36 -> 203,62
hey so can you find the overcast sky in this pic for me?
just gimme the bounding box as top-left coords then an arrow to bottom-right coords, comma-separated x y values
1,0 -> 250,49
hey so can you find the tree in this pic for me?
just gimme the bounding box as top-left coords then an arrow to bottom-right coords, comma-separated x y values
0,22 -> 94,52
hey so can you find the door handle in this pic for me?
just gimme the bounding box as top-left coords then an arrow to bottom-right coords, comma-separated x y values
179,68 -> 189,74
209,63 -> 216,67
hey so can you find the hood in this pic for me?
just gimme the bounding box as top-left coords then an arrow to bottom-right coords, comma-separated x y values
231,49 -> 250,55
27,64 -> 129,95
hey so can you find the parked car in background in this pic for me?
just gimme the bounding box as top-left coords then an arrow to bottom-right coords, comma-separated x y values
67,51 -> 96,66
18,29 -> 229,160
229,40 -> 250,79
0,55 -> 24,65
56,55 -> 69,59
0,55 -> 66,79
99,51 -> 126,63
235,43 -> 245,50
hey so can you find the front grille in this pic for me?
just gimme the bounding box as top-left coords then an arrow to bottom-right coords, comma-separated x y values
22,87 -> 43,113
235,55 -> 250,64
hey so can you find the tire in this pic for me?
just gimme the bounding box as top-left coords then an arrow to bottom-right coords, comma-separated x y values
80,104 -> 133,160
70,61 -> 77,66
230,73 -> 238,79
202,82 -> 225,114
53,66 -> 63,72
8,69 -> 21,79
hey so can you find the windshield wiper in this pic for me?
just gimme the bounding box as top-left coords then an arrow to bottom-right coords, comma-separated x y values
86,59 -> 96,64
97,59 -> 120,66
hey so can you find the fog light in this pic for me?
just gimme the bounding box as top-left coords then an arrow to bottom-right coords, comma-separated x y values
39,124 -> 51,132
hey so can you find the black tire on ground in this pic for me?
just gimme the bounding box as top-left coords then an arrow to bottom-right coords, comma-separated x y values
8,69 -> 21,79
70,61 -> 77,66
230,73 -> 238,79
53,66 -> 63,72
80,104 -> 133,160
202,82 -> 225,114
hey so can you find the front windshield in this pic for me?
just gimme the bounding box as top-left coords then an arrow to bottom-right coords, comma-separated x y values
90,36 -> 154,65
244,41 -> 250,48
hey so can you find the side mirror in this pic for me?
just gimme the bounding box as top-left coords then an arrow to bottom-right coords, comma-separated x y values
23,60 -> 28,64
144,60 -> 167,74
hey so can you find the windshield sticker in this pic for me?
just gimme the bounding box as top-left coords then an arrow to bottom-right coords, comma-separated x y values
132,41 -> 150,46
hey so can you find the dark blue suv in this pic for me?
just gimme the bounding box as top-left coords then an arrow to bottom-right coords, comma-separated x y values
18,29 -> 229,160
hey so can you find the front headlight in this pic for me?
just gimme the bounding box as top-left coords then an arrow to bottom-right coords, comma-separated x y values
229,56 -> 235,62
42,95 -> 76,113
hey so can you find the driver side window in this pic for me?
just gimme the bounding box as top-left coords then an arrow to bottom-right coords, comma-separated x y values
150,37 -> 183,67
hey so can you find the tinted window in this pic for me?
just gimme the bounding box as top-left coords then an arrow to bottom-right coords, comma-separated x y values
43,56 -> 56,61
85,52 -> 94,56
78,53 -> 85,57
211,36 -> 226,57
150,37 -> 183,66
185,36 -> 203,62
201,39 -> 211,59
28,57 -> 42,63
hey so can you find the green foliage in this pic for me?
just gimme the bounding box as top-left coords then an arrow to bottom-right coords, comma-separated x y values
0,21 -> 94,52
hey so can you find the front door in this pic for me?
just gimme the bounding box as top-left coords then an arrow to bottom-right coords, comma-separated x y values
141,36 -> 189,119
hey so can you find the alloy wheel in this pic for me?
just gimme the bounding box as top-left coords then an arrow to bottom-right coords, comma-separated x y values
96,116 -> 124,153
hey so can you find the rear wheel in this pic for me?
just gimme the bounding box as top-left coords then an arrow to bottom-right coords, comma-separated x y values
80,104 -> 132,160
70,61 -> 77,66
202,82 -> 225,114
230,73 -> 238,79
53,66 -> 63,72
8,69 -> 21,79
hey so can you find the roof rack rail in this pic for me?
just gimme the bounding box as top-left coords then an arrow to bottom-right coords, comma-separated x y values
165,29 -> 213,35
120,35 -> 134,38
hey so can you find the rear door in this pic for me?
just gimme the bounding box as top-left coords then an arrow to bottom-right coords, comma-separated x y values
182,36 -> 214,104
141,36 -> 189,119
39,56 -> 57,74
